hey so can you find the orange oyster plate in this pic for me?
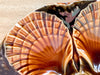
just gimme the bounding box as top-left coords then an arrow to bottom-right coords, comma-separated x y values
0,0 -> 100,75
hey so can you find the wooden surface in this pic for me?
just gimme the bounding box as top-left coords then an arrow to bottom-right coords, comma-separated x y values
0,0 -> 72,43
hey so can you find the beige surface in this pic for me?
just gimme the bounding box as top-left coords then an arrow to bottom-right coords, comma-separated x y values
0,0 -> 72,43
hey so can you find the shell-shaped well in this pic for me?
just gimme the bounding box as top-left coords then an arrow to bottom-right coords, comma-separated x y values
73,1 -> 100,73
4,12 -> 71,75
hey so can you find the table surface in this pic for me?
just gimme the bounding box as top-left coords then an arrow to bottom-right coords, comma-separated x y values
0,0 -> 72,43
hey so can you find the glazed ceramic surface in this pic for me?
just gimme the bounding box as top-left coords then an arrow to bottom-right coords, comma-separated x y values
0,0 -> 100,75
